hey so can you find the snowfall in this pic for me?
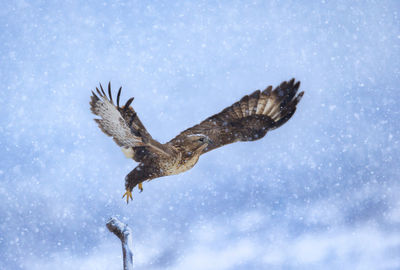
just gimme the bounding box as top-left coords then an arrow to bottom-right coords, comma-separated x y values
1,1 -> 399,269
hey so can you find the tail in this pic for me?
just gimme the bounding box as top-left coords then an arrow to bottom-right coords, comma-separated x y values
232,78 -> 304,129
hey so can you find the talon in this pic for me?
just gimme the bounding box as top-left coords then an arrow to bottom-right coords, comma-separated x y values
138,182 -> 143,192
122,189 -> 133,204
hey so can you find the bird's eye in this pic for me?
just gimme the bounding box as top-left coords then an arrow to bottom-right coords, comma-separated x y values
199,138 -> 204,142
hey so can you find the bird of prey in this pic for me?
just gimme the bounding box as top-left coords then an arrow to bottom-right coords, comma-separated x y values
90,79 -> 304,203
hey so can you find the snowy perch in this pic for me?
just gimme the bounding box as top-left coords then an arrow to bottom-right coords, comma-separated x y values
106,217 -> 134,270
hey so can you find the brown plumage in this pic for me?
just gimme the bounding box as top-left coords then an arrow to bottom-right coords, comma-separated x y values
90,79 -> 304,202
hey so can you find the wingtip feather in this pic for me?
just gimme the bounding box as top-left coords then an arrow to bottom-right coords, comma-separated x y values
99,83 -> 106,96
108,82 -> 113,103
96,87 -> 103,97
123,97 -> 135,112
117,87 -> 122,107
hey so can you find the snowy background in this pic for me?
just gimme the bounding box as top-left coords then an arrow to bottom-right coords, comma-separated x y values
1,1 -> 400,269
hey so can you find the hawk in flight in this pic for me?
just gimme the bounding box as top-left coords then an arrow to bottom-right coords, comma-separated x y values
90,79 -> 304,203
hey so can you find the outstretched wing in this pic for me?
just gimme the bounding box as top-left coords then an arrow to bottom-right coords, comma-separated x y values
90,83 -> 170,160
168,78 -> 304,154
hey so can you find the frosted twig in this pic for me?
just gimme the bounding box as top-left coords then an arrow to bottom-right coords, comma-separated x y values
106,217 -> 134,270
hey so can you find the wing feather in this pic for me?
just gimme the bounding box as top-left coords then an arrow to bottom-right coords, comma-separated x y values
168,79 -> 304,154
232,102 -> 243,118
248,90 -> 260,115
107,82 -> 113,103
240,95 -> 249,116
117,87 -> 122,107
255,93 -> 268,114
90,87 -> 143,147
90,83 -> 171,160
224,107 -> 239,120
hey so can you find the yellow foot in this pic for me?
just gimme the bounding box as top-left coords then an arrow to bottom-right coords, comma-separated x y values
138,182 -> 143,192
122,189 -> 133,204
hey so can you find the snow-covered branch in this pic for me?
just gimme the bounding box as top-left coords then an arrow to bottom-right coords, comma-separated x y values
106,217 -> 134,270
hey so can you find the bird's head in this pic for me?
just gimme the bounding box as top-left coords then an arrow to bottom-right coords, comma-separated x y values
184,134 -> 213,153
